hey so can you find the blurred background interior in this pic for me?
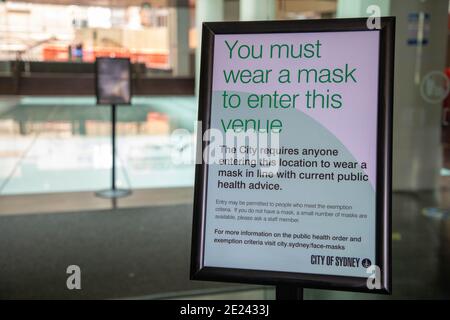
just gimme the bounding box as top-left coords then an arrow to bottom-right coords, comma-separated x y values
0,0 -> 450,299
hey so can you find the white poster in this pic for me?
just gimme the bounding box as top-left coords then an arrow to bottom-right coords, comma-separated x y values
201,30 -> 380,278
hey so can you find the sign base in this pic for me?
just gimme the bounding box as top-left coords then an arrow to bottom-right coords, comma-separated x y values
95,189 -> 132,199
276,285 -> 303,300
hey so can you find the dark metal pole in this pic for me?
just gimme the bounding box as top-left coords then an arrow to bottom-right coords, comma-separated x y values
276,285 -> 303,300
95,103 -> 130,199
111,104 -> 116,191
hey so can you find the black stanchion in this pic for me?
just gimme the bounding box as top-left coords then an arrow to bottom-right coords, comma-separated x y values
276,285 -> 303,300
95,104 -> 131,199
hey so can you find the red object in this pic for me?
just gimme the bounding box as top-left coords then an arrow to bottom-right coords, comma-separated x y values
147,112 -> 168,122
42,45 -> 169,69
443,68 -> 450,125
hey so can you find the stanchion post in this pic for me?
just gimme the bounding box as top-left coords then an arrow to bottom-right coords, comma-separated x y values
111,103 -> 116,191
94,57 -> 131,199
275,285 -> 303,300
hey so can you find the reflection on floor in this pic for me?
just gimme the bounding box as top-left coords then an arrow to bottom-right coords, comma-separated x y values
0,96 -> 197,195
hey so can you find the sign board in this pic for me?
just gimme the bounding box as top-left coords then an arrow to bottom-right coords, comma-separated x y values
95,57 -> 132,105
191,18 -> 394,293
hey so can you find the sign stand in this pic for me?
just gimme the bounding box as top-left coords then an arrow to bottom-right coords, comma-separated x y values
275,286 -> 303,300
94,57 -> 132,199
190,18 -> 395,296
95,104 -> 131,199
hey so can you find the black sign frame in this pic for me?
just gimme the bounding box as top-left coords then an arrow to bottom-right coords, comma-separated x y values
190,17 -> 395,294
95,57 -> 132,106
